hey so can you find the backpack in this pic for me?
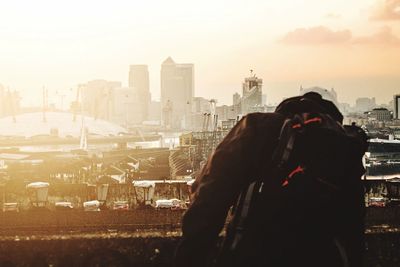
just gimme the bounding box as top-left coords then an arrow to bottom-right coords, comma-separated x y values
217,112 -> 368,267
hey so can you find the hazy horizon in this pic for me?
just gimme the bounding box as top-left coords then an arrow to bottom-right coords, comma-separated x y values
1,0 -> 399,107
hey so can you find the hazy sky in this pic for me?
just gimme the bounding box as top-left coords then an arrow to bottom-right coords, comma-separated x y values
0,0 -> 399,107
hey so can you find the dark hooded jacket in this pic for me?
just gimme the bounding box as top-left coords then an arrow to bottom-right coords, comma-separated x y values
175,93 -> 365,267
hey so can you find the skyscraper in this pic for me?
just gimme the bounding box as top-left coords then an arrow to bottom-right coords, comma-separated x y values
129,65 -> 151,122
80,80 -> 121,120
161,57 -> 194,129
394,95 -> 400,119
241,72 -> 263,114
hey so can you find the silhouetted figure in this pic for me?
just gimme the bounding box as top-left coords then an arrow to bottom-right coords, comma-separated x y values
175,92 -> 368,267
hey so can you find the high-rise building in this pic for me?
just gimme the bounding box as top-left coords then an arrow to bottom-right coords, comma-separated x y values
80,80 -> 121,120
394,95 -> 400,119
129,65 -> 151,122
161,57 -> 194,129
241,72 -> 263,114
0,85 -> 21,119
355,97 -> 376,113
147,101 -> 161,122
233,92 -> 241,106
112,87 -> 142,127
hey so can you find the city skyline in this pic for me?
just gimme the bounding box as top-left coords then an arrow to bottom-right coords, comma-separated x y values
0,60 -> 397,110
0,0 -> 399,107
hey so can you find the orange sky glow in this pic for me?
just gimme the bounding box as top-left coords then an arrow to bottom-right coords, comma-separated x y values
0,0 -> 399,107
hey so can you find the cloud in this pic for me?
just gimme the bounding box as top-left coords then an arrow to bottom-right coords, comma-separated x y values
279,26 -> 352,45
353,26 -> 400,45
370,0 -> 400,20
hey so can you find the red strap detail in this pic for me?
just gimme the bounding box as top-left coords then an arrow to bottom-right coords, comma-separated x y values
292,123 -> 302,129
304,117 -> 322,125
288,165 -> 304,178
282,165 -> 305,187
292,117 -> 321,129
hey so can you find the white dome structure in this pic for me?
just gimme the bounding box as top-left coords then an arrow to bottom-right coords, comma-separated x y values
299,86 -> 339,106
0,112 -> 128,138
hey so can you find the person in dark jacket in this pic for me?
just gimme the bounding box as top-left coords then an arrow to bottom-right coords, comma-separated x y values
174,92 -> 366,267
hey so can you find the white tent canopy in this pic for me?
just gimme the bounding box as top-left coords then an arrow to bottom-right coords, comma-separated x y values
26,182 -> 49,189
132,180 -> 156,188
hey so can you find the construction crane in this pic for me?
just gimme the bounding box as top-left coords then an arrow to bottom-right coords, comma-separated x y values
202,113 -> 211,132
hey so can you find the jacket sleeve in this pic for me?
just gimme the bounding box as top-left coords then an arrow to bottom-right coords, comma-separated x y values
174,113 -> 282,267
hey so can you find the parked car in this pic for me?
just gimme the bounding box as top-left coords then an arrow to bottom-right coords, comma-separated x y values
368,197 -> 387,207
155,198 -> 186,210
55,202 -> 73,211
83,200 -> 101,211
112,201 -> 129,211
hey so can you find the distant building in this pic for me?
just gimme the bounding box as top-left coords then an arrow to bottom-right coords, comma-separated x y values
0,85 -> 21,119
355,97 -> 376,113
221,119 -> 237,130
81,81 -> 146,127
80,80 -> 122,121
232,92 -> 242,116
228,72 -> 264,117
192,97 -> 211,114
368,108 -> 392,122
233,92 -> 241,106
344,114 -> 369,126
112,87 -> 142,127
216,105 -> 237,122
147,101 -> 161,122
160,57 -> 194,129
388,99 -> 394,112
300,86 -> 339,107
262,94 -> 267,106
190,97 -> 209,130
394,95 -> 400,119
129,65 -> 151,122
339,103 -> 351,115
241,72 -> 263,114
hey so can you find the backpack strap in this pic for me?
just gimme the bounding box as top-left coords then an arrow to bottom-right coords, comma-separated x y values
278,119 -> 296,168
334,238 -> 350,267
230,181 -> 258,250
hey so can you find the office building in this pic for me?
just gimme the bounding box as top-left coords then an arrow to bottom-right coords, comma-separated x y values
112,87 -> 142,127
241,72 -> 263,114
0,85 -> 21,118
355,97 -> 376,113
80,80 -> 121,120
394,95 -> 400,119
160,57 -> 194,129
129,65 -> 151,122
369,108 -> 392,122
